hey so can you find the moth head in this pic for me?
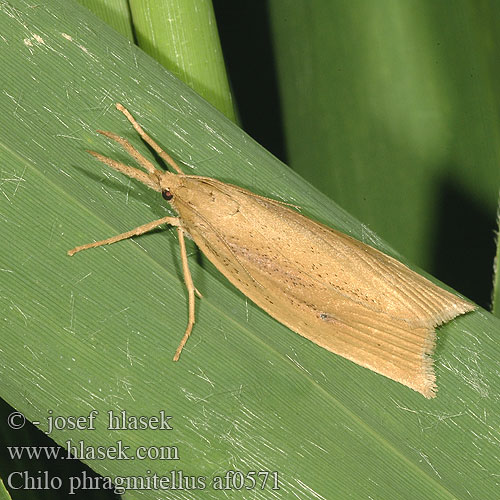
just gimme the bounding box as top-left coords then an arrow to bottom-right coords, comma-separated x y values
87,102 -> 188,207
159,171 -> 182,202
86,131 -> 181,197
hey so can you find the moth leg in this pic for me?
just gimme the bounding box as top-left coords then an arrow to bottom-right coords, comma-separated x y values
67,216 -> 180,256
173,226 -> 201,361
116,103 -> 185,175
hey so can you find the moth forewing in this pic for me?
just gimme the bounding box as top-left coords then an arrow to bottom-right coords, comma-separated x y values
68,103 -> 475,399
170,178 -> 474,398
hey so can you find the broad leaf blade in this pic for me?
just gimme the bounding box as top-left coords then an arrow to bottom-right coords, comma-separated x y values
0,1 -> 498,499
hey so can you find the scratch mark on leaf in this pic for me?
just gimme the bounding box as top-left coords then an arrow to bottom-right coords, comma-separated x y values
69,291 -> 75,331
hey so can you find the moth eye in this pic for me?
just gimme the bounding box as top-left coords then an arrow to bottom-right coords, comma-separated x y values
162,189 -> 173,201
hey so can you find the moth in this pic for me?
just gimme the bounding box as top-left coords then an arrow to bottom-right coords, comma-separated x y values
68,103 -> 475,398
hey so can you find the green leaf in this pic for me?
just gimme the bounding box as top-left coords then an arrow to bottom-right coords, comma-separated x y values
0,477 -> 12,500
128,0 -> 236,121
0,1 -> 499,499
76,0 -> 134,40
269,0 -> 500,307
78,0 -> 236,122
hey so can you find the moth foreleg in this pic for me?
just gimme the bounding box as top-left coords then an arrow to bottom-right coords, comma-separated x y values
67,216 -> 180,256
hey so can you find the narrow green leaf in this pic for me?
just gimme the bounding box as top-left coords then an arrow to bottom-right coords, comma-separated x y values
0,478 -> 12,500
129,0 -> 237,121
76,0 -> 134,40
0,1 -> 499,499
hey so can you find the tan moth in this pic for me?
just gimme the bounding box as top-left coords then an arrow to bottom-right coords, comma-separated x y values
68,103 -> 475,398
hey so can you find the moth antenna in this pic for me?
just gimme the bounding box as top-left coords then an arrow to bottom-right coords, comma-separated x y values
116,103 -> 185,175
